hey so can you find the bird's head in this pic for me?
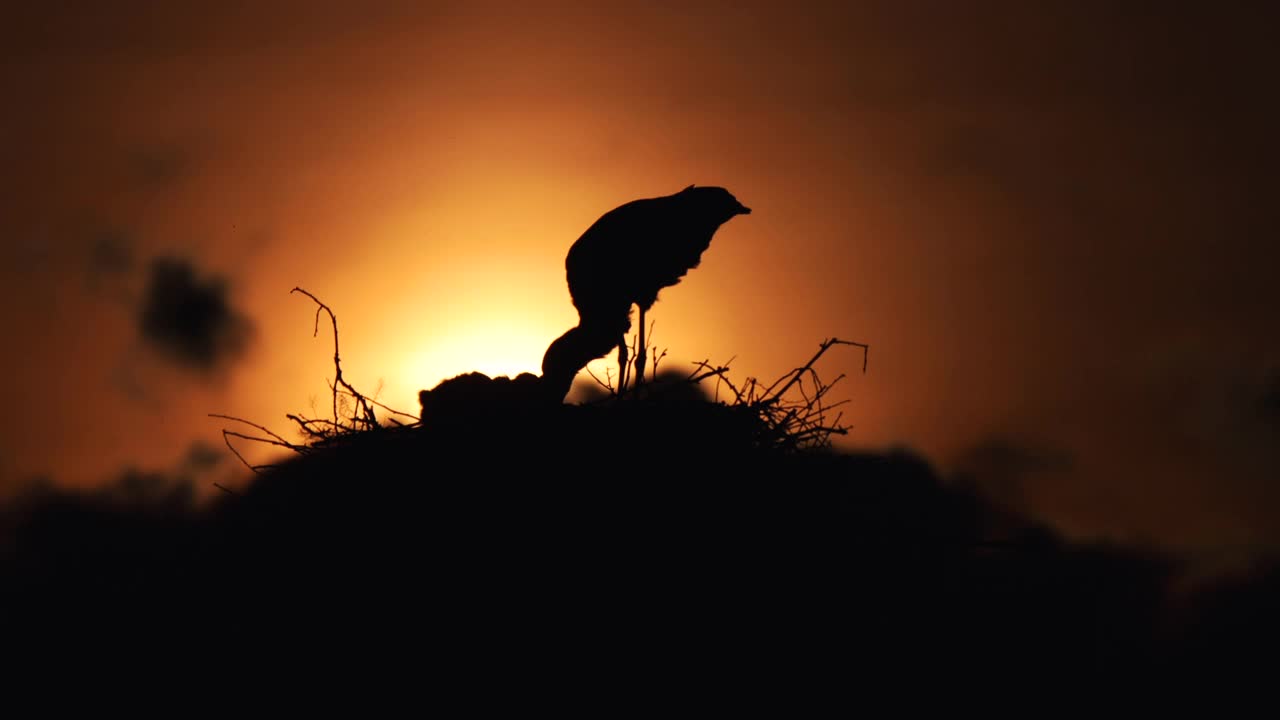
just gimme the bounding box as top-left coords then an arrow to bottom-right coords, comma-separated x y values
679,185 -> 751,223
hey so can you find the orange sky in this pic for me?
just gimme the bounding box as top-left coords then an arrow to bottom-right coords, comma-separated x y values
2,1 -> 1277,557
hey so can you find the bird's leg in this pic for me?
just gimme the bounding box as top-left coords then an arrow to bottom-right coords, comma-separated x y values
616,337 -> 628,395
635,307 -> 647,388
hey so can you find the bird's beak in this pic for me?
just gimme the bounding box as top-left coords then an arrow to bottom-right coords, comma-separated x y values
739,205 -> 752,215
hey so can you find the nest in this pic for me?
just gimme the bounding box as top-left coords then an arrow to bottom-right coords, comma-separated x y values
213,289 -> 869,476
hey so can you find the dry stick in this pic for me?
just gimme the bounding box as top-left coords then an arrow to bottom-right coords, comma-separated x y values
209,414 -> 306,473
760,376 -> 820,449
212,482 -> 241,497
637,314 -> 658,386
210,290 -> 416,474
290,287 -> 378,429
285,414 -> 344,440
688,358 -> 734,383
688,359 -> 722,399
618,337 -> 626,393
208,413 -> 298,448
683,339 -> 868,451
635,308 -> 647,388
689,360 -> 742,401
218,430 -> 258,472
641,317 -> 661,383
651,346 -> 667,378
366,396 -> 419,421
764,338 -> 868,405
219,429 -> 291,472
220,428 -> 300,453
585,365 -> 615,394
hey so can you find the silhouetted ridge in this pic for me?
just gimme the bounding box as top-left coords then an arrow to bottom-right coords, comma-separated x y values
6,385 -> 1233,680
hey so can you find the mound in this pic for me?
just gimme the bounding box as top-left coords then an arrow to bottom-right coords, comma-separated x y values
2,384 -> 1188,682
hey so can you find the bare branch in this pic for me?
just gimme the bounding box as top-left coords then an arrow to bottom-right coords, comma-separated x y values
675,338 -> 871,452
586,364 -> 615,394
291,287 -> 379,429
365,396 -> 419,421
208,413 -> 296,447
218,429 -> 293,473
765,338 -> 869,405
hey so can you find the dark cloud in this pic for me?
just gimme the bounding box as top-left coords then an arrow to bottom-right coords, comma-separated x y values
138,257 -> 253,372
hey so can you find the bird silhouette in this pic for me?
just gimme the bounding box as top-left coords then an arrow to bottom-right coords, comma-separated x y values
541,185 -> 751,402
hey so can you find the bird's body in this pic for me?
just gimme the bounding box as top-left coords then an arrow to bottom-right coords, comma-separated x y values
541,185 -> 751,401
567,193 -> 721,320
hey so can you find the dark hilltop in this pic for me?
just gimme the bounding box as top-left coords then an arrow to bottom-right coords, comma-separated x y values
4,365 -> 1275,683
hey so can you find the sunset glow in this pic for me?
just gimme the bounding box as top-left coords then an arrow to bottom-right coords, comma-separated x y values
3,1 -> 1278,556
397,317 -> 559,397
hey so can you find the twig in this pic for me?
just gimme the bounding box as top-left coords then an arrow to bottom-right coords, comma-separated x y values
765,338 -> 868,405
586,364 -> 615,394
290,287 -> 379,430
366,396 -> 419,421
218,429 -> 293,473
208,413 -> 297,448
678,338 -> 869,452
